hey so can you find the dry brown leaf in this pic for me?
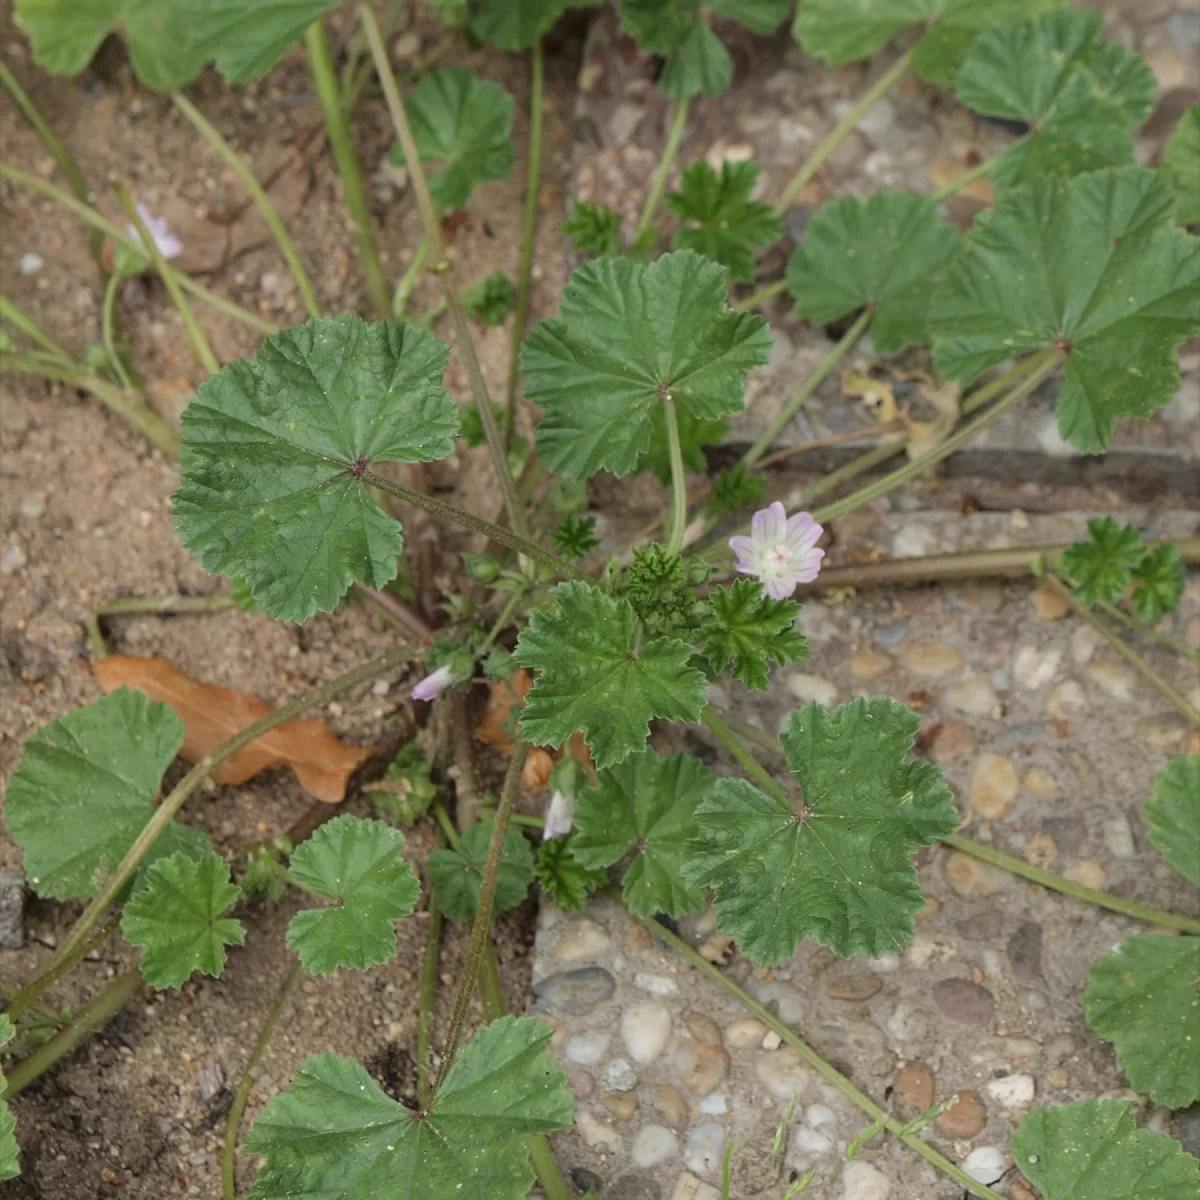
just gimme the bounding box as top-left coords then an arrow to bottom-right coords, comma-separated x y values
522,748 -> 555,790
843,368 -> 899,423
92,655 -> 374,803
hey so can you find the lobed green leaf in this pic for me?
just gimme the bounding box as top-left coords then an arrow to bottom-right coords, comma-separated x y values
535,835 -> 608,912
699,579 -> 808,690
426,817 -> 535,922
1146,756 -> 1200,887
0,1015 -> 18,1181
1131,542 -> 1186,625
470,0 -> 599,50
1060,516 -> 1143,607
1163,107 -> 1200,226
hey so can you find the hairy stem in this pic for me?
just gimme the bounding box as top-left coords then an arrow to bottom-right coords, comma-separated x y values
221,960 -> 302,1200
633,96 -> 691,251
4,912 -> 122,1021
701,706 -> 793,812
392,235 -> 430,319
306,19 -> 392,320
663,394 -> 689,556
0,293 -> 71,360
171,91 -> 321,319
101,273 -> 136,391
774,47 -> 913,216
732,277 -> 787,314
1098,600 -> 1200,663
416,869 -> 444,1110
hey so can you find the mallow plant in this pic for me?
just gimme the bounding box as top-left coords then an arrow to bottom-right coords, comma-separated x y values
1,1 -> 1198,1198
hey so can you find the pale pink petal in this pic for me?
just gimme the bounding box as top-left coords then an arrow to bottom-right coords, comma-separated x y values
785,511 -> 821,540
794,546 -> 825,583
761,501 -> 786,544
412,664 -> 454,702
763,575 -> 795,600
729,535 -> 758,570
543,791 -> 575,839
750,506 -> 769,541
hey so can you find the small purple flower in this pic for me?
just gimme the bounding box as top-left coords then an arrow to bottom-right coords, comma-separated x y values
729,501 -> 824,600
128,203 -> 183,260
543,790 -> 575,840
412,664 -> 454,703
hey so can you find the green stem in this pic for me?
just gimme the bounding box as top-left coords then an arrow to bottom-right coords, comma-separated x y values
361,4 -> 529,539
629,905 -> 1002,1200
701,706 -> 792,812
3,969 -> 143,1098
1098,600 -> 1200,663
633,97 -> 691,252
663,394 -> 689,556
740,309 -> 872,468
433,802 -> 463,851
115,180 -> 219,375
171,91 -> 321,320
306,19 -> 392,320
416,896 -> 444,1110
97,594 -> 237,615
929,148 -> 1010,203
101,273 -> 136,391
774,47 -> 913,216
4,912 -> 122,1021
0,293 -> 71,360
0,165 -> 278,336
733,277 -> 787,314
941,834 -> 1200,934
1045,573 -> 1200,726
0,353 -> 180,455
505,41 -> 545,454
479,587 -> 525,654
392,236 -> 431,319
221,961 -> 301,1200
343,27 -> 455,118
508,812 -> 544,830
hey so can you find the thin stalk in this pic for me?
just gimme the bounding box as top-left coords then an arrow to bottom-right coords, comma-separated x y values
171,91 -> 321,319
1098,600 -> 1200,663
352,583 -> 433,639
339,0 -> 407,111
221,961 -> 301,1200
101,273 -> 136,390
83,613 -> 108,659
392,235 -> 431,319
4,912 -> 122,1020
701,706 -> 792,812
3,969 -> 143,1098
0,165 -> 279,336
629,905 -> 1002,1200
753,420 -> 903,471
941,834 -> 1200,934
929,149 -> 1010,203
416,830 -> 446,1110
740,309 -> 872,468
433,801 -> 462,850
361,4 -> 528,538
344,28 -> 455,118
0,353 -> 179,455
1045,573 -> 1200,726
479,587 -> 525,654
433,744 -> 528,1094
774,47 -> 913,215
20,641 -> 417,999
733,277 -> 787,313
505,41 -> 545,453
633,96 -> 691,251
508,812 -> 544,830
98,594 -> 237,615
663,394 -> 689,556
0,293 -> 71,360
305,19 -> 392,320
115,180 -> 219,374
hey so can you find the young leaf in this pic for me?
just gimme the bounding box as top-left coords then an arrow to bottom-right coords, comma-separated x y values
368,739 -> 439,824
785,192 -> 960,355
513,581 -> 708,768
639,404 -> 728,485
931,167 -> 1200,453
700,579 -> 808,690
521,251 -> 772,479
426,817 -> 535,922
1083,935 -> 1200,1108
1163,107 -> 1200,226
683,698 -> 958,963
1146,756 -> 1200,886
285,815 -> 420,976
620,0 -> 790,99
535,836 -> 608,912
954,11 -> 1156,190
1059,516 -> 1144,607
563,201 -> 623,257
6,689 -> 209,901
573,749 -> 712,917
246,1015 -> 572,1200
621,544 -> 709,638
1011,1100 -> 1199,1200
241,846 -> 291,904
708,463 -> 766,516
173,315 -> 458,622
462,270 -> 516,326
551,513 -> 601,560
1131,542 -> 1186,624
470,0 -> 598,50
666,160 -> 783,282
0,1015 -> 19,1181
121,851 -> 245,989
792,0 -> 1069,87
390,67 -> 516,211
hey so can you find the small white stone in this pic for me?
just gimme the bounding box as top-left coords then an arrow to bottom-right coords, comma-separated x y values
0,543 -> 28,572
891,522 -> 937,559
698,1093 -> 728,1115
622,1003 -> 672,1063
1047,680 -> 1087,720
552,918 -> 611,962
843,1159 -> 891,1200
786,673 -> 838,707
634,971 -> 679,996
1088,659 -> 1138,701
725,1018 -> 768,1048
855,95 -> 896,141
631,1124 -> 680,1168
575,1109 -> 623,1152
962,1146 -> 1008,1186
762,1030 -> 783,1050
566,1032 -> 611,1065
1015,646 -> 1061,689
986,1073 -> 1036,1108
805,1104 -> 838,1137
1071,625 -> 1101,665
755,1048 -> 811,1101
1103,814 -> 1136,859
871,954 -> 902,974
946,675 -> 1000,718
670,1172 -> 720,1200
602,1059 -> 638,1092
969,753 -> 1019,820
19,252 -> 44,275
792,1126 -> 833,1155
684,1121 -> 728,1177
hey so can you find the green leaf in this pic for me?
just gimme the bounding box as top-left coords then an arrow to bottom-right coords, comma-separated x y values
1164,107 -> 1200,226
1131,542 -> 1186,624
683,698 -> 958,963
514,581 -> 708,768
535,835 -> 608,912
245,1015 -> 573,1200
563,201 -> 623,256
1083,935 -> 1200,1108
426,817 -> 534,922
573,749 -> 712,917
390,67 -> 515,211
1012,1100 -> 1199,1200
551,513 -> 601,560
792,0 -> 1069,87
786,192 -> 960,355
1146,756 -> 1200,886
708,463 -> 766,516
462,270 -> 516,326
368,740 -> 439,825
700,579 -> 808,690
666,160 -> 783,282
121,850 -> 245,989
470,0 -> 598,49
955,11 -> 1156,191
5,689 -> 209,901
285,815 -> 421,976
621,544 -> 709,638
931,167 -> 1200,453
522,251 -> 772,479
1059,517 -> 1143,607
241,845 -> 291,903
639,404 -> 728,485
0,1014 -> 19,1181
173,315 -> 458,623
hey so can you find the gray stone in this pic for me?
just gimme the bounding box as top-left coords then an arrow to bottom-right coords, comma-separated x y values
1168,9 -> 1200,48
533,966 -> 616,1014
1006,922 -> 1043,982
873,621 -> 909,648
0,871 -> 24,949
932,978 -> 995,1026
1041,817 -> 1086,855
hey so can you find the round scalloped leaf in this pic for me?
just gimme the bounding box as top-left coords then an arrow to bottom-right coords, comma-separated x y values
426,817 -> 535,922
470,0 -> 599,50
1163,107 -> 1200,226
1060,516 -> 1144,607
0,1015 -> 18,1181
173,315 -> 458,623
785,191 -> 960,355
931,167 -> 1200,454
1146,756 -> 1200,885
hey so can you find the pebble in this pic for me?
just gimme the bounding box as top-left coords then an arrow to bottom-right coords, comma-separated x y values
609,103 -> 645,144
933,978 -> 995,1026
725,1018 -> 768,1048
944,852 -> 1009,896
903,643 -> 966,679
754,981 -> 809,1025
1032,586 -> 1069,620
786,672 -> 838,707
698,1093 -> 727,1115
930,722 -> 977,766
602,1091 -> 639,1121
934,1090 -> 987,1139
969,753 -> 1019,819
671,1173 -> 719,1200
761,1030 -> 783,1050
885,1001 -> 931,1047
1042,817 -> 1085,855
1168,8 -> 1200,47
963,1146 -> 1007,1186
18,493 -> 45,520
567,1065 -> 594,1098
1071,626 -> 1100,664
553,918 -> 612,962
567,1032 -> 611,1065
827,972 -> 883,1001
623,1004 -> 672,1063
1046,680 -> 1086,721
1087,659 -> 1137,701
635,972 -> 679,996
654,1085 -> 689,1129
576,1109 -> 623,1152
535,967 -> 616,1014
1022,767 -> 1059,800
807,1105 -> 838,1137
947,676 -> 1001,718
1065,860 -> 1106,889
1102,813 -> 1136,859
894,1064 -> 935,1117
874,621 -> 909,648
631,1125 -> 680,1168
855,95 -> 896,141
755,1048 -> 811,1101
850,650 -> 894,681
1006,922 -> 1043,981
843,1160 -> 891,1200
1,543 -> 28,572
572,1168 -> 604,1195
604,1059 -> 639,1092
19,252 -> 44,275
675,1036 -> 730,1094
684,1122 -> 727,1177
609,1175 -> 663,1200
986,1074 -> 1035,1108
1015,646 -> 1061,689
1022,831 -> 1058,869
791,1125 -> 833,1157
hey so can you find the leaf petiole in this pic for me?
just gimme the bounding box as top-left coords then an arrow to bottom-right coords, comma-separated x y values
1097,599 -> 1200,664
633,95 -> 691,252
662,393 -> 689,556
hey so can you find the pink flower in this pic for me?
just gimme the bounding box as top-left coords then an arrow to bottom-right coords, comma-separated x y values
412,664 -> 454,702
543,790 -> 575,839
729,502 -> 824,600
127,203 -> 183,260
